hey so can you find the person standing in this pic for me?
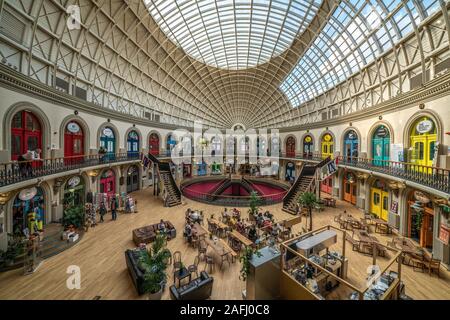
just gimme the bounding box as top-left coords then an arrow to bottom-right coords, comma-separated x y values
99,202 -> 106,222
111,196 -> 118,221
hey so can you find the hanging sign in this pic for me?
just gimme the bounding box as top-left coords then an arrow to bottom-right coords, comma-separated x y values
414,191 -> 430,204
416,120 -> 433,134
304,136 -> 312,143
103,127 -> 114,137
376,126 -> 388,137
67,122 -> 80,133
320,158 -> 338,181
323,134 -> 332,142
68,176 -> 81,188
438,224 -> 449,245
19,187 -> 38,201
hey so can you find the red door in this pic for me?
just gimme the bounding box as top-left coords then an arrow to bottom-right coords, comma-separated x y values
149,133 -> 160,156
11,111 -> 42,163
64,121 -> 84,164
100,170 -> 115,196
321,177 -> 333,194
286,137 -> 295,158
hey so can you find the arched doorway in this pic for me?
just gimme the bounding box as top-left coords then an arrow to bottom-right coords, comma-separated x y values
343,172 -> 357,205
63,176 -> 85,226
11,110 -> 42,161
211,136 -> 221,157
372,125 -> 390,166
343,130 -> 359,160
127,130 -> 140,158
257,137 -> 266,157
12,187 -> 45,236
303,135 -> 313,158
126,165 -> 139,193
285,162 -> 295,182
100,127 -> 116,160
100,169 -> 116,196
408,190 -> 434,249
321,177 -> 333,195
149,133 -> 160,156
370,179 -> 389,221
286,136 -> 295,158
321,133 -> 334,159
64,121 -> 84,163
409,117 -> 437,168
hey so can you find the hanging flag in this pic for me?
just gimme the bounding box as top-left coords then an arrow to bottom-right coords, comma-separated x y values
141,154 -> 150,169
319,158 -> 338,181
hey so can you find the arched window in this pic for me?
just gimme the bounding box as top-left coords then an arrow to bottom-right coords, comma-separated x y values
149,133 -> 160,156
372,125 -> 390,166
127,130 -> 140,158
286,136 -> 295,157
343,130 -> 359,159
64,121 -> 84,163
409,117 -> 437,167
100,127 -> 116,160
166,134 -> 176,156
321,133 -> 334,159
11,111 -> 42,161
303,135 -> 313,158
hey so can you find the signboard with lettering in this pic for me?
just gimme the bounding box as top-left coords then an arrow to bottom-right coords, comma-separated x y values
438,224 -> 449,245
67,122 -> 80,133
102,127 -> 114,137
416,120 -> 433,134
320,158 -> 338,181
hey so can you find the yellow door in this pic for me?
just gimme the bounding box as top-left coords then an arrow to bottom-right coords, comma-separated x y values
410,134 -> 436,173
381,191 -> 389,221
321,134 -> 334,159
370,188 -> 382,218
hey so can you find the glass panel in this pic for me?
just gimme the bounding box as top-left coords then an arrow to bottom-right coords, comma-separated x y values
383,196 -> 388,211
27,136 -> 38,151
429,141 -> 435,161
11,135 -> 22,156
12,112 -> 22,129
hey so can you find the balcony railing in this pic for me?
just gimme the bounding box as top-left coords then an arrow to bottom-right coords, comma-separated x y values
338,156 -> 450,194
0,153 -> 141,188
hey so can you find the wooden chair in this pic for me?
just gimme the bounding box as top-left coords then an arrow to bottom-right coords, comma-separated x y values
423,252 -> 441,278
190,234 -> 199,249
345,233 -> 360,251
172,251 -> 182,271
220,253 -> 231,270
204,255 -> 215,273
188,255 -> 200,277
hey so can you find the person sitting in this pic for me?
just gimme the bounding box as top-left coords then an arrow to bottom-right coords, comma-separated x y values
236,219 -> 244,234
157,219 -> 167,234
248,226 -> 258,242
184,223 -> 193,243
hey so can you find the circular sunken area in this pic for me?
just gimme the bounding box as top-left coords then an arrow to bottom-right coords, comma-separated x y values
181,177 -> 289,207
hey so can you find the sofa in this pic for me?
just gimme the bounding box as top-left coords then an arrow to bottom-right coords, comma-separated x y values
169,271 -> 213,300
132,221 -> 176,246
125,249 -> 146,295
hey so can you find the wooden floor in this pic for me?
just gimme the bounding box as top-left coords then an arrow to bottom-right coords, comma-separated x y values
0,187 -> 449,300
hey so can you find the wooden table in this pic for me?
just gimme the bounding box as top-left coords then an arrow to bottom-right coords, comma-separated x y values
372,218 -> 393,234
192,223 -> 208,239
205,237 -> 234,268
323,197 -> 336,207
341,215 -> 359,230
210,218 -> 228,230
230,230 -> 253,247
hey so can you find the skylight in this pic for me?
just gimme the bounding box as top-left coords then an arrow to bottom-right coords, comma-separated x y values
145,0 -> 323,70
281,0 -> 442,108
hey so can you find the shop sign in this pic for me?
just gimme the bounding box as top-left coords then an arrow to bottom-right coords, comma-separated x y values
102,127 -> 114,137
68,176 -> 81,188
19,187 -> 37,201
346,131 -> 357,140
323,134 -> 332,142
287,162 -> 294,168
416,120 -> 433,134
67,122 -> 80,133
438,224 -> 449,245
304,136 -> 312,143
414,191 -> 430,204
376,126 -> 388,137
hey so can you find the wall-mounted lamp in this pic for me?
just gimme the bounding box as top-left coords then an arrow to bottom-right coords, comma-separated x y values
74,110 -> 79,115
379,116 -> 383,120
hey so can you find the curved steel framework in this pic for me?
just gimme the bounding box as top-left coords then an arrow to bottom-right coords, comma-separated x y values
0,0 -> 449,130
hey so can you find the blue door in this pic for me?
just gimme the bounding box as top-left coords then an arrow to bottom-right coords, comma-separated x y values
127,131 -> 139,159
100,127 -> 115,161
372,126 -> 390,166
344,130 -> 359,160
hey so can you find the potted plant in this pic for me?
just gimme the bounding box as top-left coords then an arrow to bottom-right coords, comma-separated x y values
248,191 -> 261,217
2,233 -> 26,267
139,234 -> 171,300
298,192 -> 319,231
239,246 -> 262,281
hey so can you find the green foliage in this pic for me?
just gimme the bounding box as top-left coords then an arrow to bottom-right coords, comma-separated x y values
239,246 -> 262,282
0,233 -> 26,266
248,191 -> 261,216
139,234 -> 171,294
414,210 -> 424,232
63,205 -> 84,228
298,192 -> 319,231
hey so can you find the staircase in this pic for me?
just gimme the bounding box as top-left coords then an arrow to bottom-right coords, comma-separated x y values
240,177 -> 256,194
282,157 -> 332,215
148,154 -> 182,207
208,178 -> 231,200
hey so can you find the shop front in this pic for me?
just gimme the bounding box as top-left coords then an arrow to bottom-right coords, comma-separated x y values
321,176 -> 333,195
286,136 -> 295,158
303,135 -> 313,158
285,162 -> 295,182
149,133 -> 160,156
343,172 -> 357,205
343,130 -> 358,159
321,133 -> 333,159
100,127 -> 116,160
408,190 -> 434,249
11,110 -> 42,161
127,130 -> 140,158
64,121 -> 84,162
12,187 -> 45,236
63,176 -> 85,225
183,163 -> 192,178
100,169 -> 116,196
126,165 -> 140,193
409,116 -> 437,168
372,125 -> 390,166
370,179 -> 389,221
166,134 -> 176,156
197,162 -> 207,176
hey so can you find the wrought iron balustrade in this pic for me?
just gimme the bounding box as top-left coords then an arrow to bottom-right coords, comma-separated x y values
0,153 -> 141,188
